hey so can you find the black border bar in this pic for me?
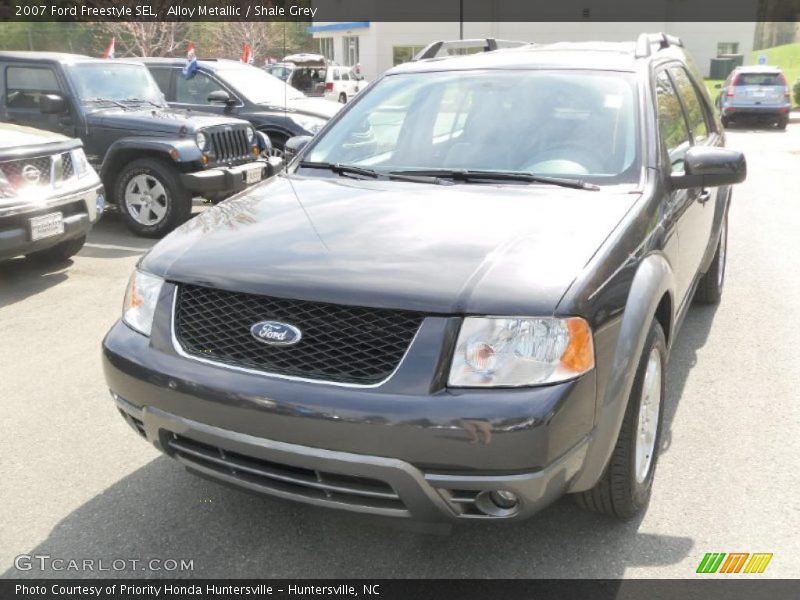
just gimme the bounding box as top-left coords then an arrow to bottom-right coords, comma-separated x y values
0,0 -> 798,22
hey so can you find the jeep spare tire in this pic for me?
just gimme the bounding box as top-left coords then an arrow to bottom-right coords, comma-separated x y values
116,158 -> 191,238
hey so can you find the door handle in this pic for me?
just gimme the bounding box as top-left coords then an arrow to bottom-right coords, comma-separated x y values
698,189 -> 712,204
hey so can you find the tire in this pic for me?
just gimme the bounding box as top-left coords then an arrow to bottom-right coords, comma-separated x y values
721,116 -> 731,128
575,320 -> 667,519
694,212 -> 728,305
777,117 -> 788,130
116,158 -> 191,238
27,234 -> 86,263
338,92 -> 347,104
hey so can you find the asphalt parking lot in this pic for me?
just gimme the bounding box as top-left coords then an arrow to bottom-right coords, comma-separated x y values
2,115 -> 800,579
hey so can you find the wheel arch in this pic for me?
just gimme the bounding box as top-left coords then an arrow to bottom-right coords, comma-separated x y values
570,252 -> 676,492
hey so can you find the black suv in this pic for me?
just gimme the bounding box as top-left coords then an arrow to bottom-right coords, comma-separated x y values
141,58 -> 341,157
103,35 -> 746,522
0,52 -> 274,237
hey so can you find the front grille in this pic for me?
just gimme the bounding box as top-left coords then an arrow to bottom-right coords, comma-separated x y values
168,434 -> 407,513
208,127 -> 251,163
0,155 -> 51,189
174,284 -> 424,385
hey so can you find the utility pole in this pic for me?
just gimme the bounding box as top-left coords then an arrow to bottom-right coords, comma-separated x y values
459,0 -> 463,40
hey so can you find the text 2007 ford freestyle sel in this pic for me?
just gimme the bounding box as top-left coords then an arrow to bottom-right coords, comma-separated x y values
103,35 -> 746,522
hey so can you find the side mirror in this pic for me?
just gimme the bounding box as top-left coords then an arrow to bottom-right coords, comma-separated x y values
39,93 -> 67,114
207,90 -> 236,106
670,146 -> 746,190
284,135 -> 313,162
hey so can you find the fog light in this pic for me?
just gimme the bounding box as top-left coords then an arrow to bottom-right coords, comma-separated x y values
490,490 -> 518,509
474,489 -> 520,517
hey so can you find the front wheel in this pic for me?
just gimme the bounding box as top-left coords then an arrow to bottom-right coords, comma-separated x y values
695,212 -> 728,305
116,158 -> 191,238
575,320 -> 667,519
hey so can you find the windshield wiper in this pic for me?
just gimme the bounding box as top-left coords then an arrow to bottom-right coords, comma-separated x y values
121,97 -> 163,108
298,161 -> 449,185
390,169 -> 600,191
84,97 -> 128,109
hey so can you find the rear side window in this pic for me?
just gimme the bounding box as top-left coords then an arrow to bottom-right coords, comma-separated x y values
5,66 -> 61,109
736,73 -> 783,86
655,70 -> 690,173
669,67 -> 709,143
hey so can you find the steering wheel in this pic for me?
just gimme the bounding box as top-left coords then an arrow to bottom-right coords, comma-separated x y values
522,141 -> 608,174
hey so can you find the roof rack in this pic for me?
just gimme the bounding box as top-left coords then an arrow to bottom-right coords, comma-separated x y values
412,38 -> 528,61
634,33 -> 683,58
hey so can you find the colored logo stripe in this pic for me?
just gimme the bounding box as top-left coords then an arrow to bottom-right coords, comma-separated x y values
697,552 -> 773,574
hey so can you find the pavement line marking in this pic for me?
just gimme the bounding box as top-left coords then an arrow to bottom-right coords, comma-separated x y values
84,243 -> 149,252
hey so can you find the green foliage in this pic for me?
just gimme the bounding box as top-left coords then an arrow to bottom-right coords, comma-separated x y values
794,79 -> 800,106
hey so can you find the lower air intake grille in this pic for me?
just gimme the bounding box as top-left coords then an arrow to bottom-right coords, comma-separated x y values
174,284 -> 424,385
168,434 -> 407,512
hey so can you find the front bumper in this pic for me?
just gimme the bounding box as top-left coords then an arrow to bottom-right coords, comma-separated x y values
0,181 -> 104,260
113,392 -> 590,521
180,160 -> 268,195
102,285 -> 599,521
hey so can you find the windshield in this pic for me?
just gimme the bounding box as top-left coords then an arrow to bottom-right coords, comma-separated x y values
67,62 -> 165,105
217,65 -> 305,103
306,70 -> 640,184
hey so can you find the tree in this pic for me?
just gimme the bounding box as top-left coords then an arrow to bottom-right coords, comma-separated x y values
92,22 -> 189,57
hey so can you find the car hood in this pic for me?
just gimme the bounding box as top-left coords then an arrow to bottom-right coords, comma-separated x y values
257,96 -> 341,119
87,107 -> 249,134
142,176 -> 638,314
0,123 -> 73,151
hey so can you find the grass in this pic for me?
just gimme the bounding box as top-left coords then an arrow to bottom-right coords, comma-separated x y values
704,42 -> 800,108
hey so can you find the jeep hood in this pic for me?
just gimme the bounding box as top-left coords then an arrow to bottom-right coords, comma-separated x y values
86,107 -> 249,134
142,176 -> 638,315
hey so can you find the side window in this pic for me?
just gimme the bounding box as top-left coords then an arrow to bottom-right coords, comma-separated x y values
341,71 -> 350,81
5,66 -> 62,109
175,72 -> 226,105
148,68 -> 172,98
669,67 -> 710,143
655,70 -> 691,173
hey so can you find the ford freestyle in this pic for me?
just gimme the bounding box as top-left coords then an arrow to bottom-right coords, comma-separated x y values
103,35 -> 746,522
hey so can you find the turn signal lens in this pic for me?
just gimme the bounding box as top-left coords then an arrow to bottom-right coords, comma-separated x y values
561,317 -> 595,373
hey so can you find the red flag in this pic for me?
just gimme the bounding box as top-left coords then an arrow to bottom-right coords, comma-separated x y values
241,44 -> 253,64
102,38 -> 115,60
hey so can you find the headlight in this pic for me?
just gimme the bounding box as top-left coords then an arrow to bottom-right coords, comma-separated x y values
291,115 -> 326,135
0,167 -> 14,198
246,127 -> 255,143
122,270 -> 164,336
196,131 -> 207,150
448,317 -> 594,387
69,147 -> 91,178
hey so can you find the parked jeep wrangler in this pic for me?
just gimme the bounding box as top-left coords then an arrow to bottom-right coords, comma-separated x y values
0,52 -> 275,237
0,122 -> 103,262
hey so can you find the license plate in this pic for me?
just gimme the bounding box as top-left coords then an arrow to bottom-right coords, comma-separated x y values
245,166 -> 263,184
30,212 -> 64,241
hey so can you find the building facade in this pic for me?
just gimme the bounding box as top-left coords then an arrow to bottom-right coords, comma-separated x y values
308,22 -> 757,81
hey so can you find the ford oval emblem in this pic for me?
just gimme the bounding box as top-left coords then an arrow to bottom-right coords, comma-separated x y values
249,321 -> 302,346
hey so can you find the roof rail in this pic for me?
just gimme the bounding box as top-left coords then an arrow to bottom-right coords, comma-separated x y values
634,33 -> 683,58
412,38 -> 528,61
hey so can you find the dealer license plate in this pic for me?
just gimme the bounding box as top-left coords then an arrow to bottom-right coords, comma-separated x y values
245,166 -> 263,184
30,212 -> 64,241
